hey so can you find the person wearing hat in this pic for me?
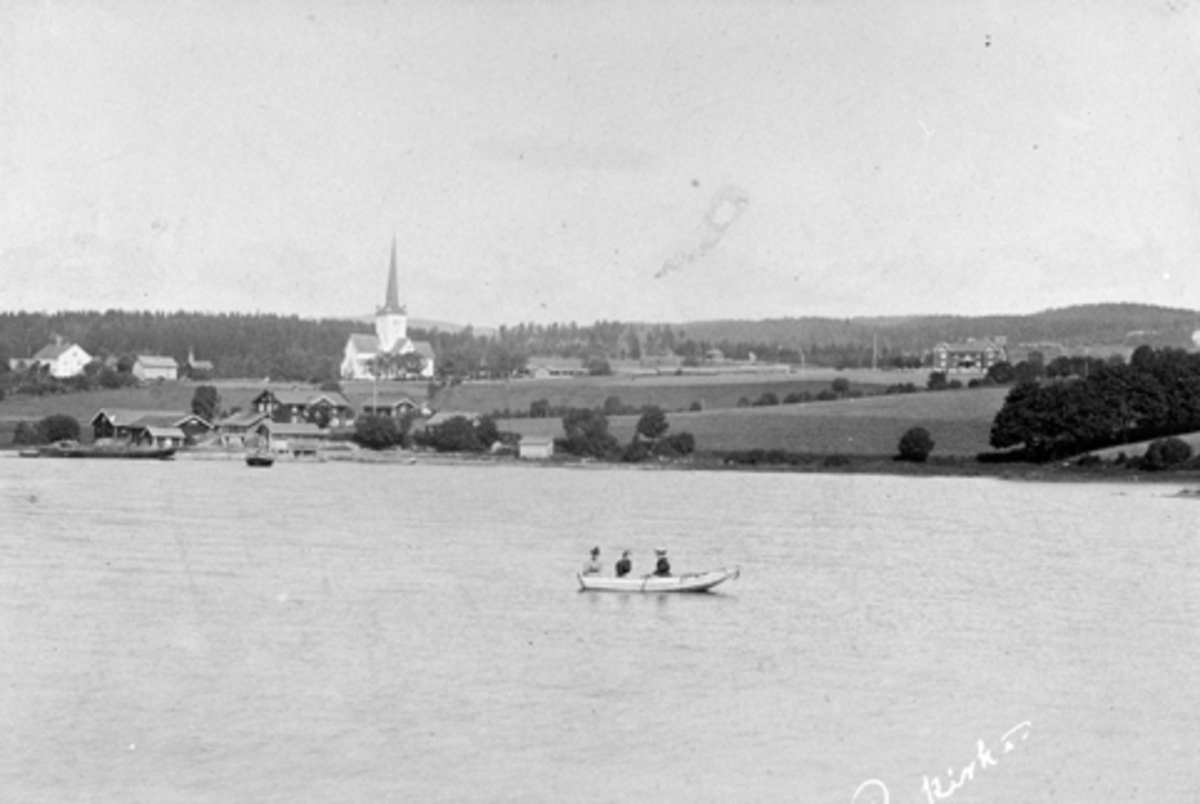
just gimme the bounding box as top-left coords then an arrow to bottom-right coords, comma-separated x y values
653,548 -> 671,577
615,550 -> 632,578
582,546 -> 603,575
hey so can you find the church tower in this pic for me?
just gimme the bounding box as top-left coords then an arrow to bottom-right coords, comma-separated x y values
374,236 -> 408,352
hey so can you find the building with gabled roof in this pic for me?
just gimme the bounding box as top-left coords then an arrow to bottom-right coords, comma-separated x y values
90,409 -> 212,444
132,355 -> 179,381
931,339 -> 1007,373
29,340 -> 92,378
251,388 -> 353,425
340,238 -> 436,380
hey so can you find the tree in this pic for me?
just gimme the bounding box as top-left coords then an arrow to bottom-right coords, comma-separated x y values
1141,437 -> 1192,471
897,426 -> 935,462
39,414 -> 81,444
635,406 -> 669,441
353,415 -> 401,450
985,361 -> 1016,385
831,377 -> 851,397
418,416 -> 483,452
558,409 -> 619,458
191,385 -> 221,422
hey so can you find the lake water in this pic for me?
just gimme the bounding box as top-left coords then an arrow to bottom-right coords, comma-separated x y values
1,457 -> 1198,802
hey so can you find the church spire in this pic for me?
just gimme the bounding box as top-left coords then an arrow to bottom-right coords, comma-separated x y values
382,235 -> 404,313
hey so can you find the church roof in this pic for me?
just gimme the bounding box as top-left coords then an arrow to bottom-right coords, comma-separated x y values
378,236 -> 406,314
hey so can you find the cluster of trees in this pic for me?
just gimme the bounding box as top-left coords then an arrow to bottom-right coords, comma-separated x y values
0,359 -> 140,399
12,414 -> 83,445
351,413 -> 502,454
554,406 -> 696,463
989,346 -> 1200,461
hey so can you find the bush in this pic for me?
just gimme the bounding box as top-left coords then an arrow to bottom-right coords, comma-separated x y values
39,414 -> 82,444
1140,437 -> 1193,471
897,426 -> 935,462
353,415 -> 402,450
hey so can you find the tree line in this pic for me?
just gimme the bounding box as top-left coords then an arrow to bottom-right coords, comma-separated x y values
989,345 -> 1200,461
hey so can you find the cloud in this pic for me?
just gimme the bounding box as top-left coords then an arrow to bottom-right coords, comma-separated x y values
655,184 -> 750,279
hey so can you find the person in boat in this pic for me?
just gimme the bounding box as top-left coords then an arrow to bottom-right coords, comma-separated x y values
653,548 -> 671,577
582,547 -> 603,575
615,550 -> 632,578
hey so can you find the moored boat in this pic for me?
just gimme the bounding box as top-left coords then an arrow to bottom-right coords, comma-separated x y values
33,441 -> 176,460
577,566 -> 740,593
245,452 -> 275,467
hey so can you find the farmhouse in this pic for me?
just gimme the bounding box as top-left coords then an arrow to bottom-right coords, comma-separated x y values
27,341 -> 92,378
91,409 -> 213,445
251,388 -> 353,425
216,410 -> 270,446
518,435 -> 555,460
132,355 -> 179,381
340,240 -> 436,381
255,421 -> 329,456
359,393 -> 423,418
526,357 -> 588,379
186,348 -> 215,379
932,339 -> 1007,373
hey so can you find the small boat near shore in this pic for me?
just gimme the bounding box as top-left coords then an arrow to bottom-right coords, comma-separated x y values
29,441 -> 176,460
577,566 -> 740,593
245,452 -> 275,467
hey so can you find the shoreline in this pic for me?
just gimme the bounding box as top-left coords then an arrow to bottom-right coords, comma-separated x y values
6,444 -> 1199,486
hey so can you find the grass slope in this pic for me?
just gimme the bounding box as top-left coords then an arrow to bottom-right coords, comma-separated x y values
501,387 -> 1009,457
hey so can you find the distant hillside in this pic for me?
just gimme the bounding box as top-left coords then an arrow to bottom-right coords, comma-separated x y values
676,304 -> 1200,353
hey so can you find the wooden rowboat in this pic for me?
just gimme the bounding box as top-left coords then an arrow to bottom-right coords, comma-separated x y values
577,566 -> 740,593
245,452 -> 275,467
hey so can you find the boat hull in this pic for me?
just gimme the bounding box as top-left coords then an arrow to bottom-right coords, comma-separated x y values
577,566 -> 740,593
35,445 -> 176,460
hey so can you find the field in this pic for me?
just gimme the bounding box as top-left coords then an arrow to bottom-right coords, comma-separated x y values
408,367 -> 937,416
500,386 -> 1010,457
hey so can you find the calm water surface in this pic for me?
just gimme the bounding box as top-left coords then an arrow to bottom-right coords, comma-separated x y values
1,457 -> 1198,802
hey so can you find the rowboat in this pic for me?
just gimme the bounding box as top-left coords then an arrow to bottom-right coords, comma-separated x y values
245,452 -> 275,467
577,566 -> 740,593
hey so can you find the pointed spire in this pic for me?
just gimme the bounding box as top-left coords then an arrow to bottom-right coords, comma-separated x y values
383,235 -> 403,312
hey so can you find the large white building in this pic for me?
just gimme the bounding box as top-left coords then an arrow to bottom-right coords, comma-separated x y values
340,241 -> 435,380
28,340 -> 92,378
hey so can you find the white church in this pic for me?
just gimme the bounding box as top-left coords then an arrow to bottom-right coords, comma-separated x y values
340,241 -> 436,380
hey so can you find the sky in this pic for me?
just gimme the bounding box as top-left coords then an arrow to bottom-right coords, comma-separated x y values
3,0 -> 1200,327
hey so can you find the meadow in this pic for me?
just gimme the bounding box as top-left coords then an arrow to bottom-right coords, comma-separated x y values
499,386 -> 1010,457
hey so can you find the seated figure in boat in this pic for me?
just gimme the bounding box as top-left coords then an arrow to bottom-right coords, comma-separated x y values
582,547 -> 602,575
615,550 -> 632,577
654,549 -> 671,577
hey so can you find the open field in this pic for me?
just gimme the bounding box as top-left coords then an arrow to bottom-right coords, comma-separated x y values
407,368 -> 938,416
500,386 -> 1011,457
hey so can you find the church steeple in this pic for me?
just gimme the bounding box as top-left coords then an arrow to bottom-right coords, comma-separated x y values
381,235 -> 405,314
375,236 -> 408,352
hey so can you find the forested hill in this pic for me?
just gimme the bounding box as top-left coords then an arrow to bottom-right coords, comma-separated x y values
678,304 -> 1200,354
0,304 -> 1196,383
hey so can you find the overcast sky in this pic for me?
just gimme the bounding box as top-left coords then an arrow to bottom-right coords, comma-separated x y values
3,1 -> 1200,326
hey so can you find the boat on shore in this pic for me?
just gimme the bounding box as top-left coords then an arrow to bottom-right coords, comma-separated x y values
28,441 -> 176,460
577,566 -> 740,593
245,452 -> 275,467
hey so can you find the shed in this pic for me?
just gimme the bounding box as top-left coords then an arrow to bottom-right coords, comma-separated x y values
519,435 -> 555,460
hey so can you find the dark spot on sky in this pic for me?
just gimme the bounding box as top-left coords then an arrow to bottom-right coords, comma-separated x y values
692,179 -> 700,187
985,34 -> 991,47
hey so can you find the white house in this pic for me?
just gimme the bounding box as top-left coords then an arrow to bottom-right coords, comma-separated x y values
340,239 -> 436,380
30,341 -> 92,378
519,435 -> 555,460
132,355 -> 179,381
